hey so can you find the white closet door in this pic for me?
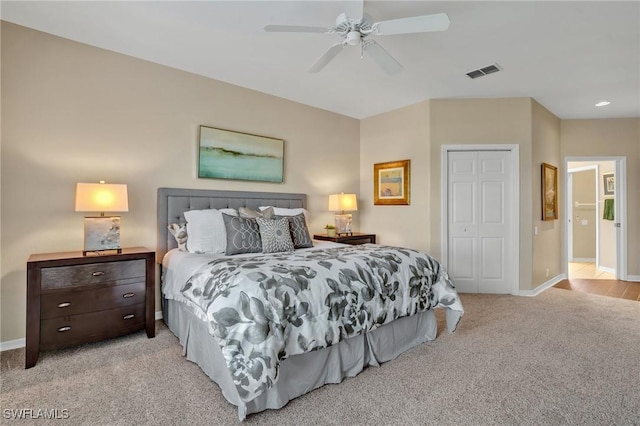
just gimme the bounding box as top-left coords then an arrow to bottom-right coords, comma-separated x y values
447,150 -> 514,293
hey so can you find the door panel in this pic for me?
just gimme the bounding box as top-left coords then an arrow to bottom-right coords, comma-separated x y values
452,182 -> 475,223
481,181 -> 504,223
448,150 -> 513,294
448,152 -> 478,293
451,238 -> 474,279
481,237 -> 503,279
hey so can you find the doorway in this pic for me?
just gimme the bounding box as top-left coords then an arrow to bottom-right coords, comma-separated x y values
441,145 -> 519,294
567,162 -> 616,279
564,157 -> 627,281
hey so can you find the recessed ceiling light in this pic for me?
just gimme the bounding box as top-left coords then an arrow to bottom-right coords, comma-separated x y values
595,101 -> 611,107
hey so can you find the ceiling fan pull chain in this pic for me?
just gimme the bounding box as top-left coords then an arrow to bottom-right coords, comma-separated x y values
361,43 -> 364,60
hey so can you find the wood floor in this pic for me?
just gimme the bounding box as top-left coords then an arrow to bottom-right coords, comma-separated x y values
554,262 -> 639,302
554,279 -> 640,302
567,262 -> 615,280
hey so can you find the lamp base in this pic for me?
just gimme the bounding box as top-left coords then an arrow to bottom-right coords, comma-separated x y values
334,213 -> 353,235
83,216 -> 122,255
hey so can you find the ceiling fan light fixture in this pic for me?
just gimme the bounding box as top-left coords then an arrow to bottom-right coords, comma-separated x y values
346,31 -> 361,45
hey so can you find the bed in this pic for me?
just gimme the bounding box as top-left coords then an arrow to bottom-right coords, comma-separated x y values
157,187 -> 464,420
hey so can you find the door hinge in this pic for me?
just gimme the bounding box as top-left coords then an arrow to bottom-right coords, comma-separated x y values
614,223 -> 621,228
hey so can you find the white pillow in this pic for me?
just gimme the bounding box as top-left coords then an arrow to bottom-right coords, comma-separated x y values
183,208 -> 237,254
259,206 -> 310,226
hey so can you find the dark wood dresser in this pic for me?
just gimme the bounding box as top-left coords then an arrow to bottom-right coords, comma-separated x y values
313,232 -> 376,245
26,247 -> 155,368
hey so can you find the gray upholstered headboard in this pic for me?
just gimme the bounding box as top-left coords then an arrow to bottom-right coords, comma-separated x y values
157,187 -> 307,262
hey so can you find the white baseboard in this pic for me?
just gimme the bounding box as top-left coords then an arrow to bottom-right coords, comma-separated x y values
1,312 -> 164,352
627,275 -> 640,282
0,338 -> 25,352
571,258 -> 596,263
597,265 -> 615,274
519,274 -> 566,297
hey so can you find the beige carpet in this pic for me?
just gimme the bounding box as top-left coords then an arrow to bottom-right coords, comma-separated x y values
2,289 -> 639,425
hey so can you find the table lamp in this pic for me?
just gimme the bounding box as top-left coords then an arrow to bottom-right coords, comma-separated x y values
75,181 -> 129,255
328,193 -> 357,235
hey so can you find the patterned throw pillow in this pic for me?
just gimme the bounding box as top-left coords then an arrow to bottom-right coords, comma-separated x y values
167,223 -> 188,251
275,213 -> 313,249
256,217 -> 294,253
222,214 -> 262,255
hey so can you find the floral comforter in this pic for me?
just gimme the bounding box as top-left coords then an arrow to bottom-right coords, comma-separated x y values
180,244 -> 464,403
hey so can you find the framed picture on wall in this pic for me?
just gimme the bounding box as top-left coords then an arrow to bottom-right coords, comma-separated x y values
602,173 -> 615,196
373,160 -> 410,205
198,125 -> 284,183
541,162 -> 558,221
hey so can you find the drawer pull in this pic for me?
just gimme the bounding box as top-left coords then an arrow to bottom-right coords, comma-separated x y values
91,271 -> 105,277
122,293 -> 135,298
123,314 -> 135,320
57,302 -> 72,308
57,326 -> 72,332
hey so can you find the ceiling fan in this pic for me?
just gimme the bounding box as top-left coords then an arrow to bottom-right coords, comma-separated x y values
264,1 -> 450,75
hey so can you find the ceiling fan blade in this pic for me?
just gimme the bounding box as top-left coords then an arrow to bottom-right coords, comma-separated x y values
264,25 -> 332,34
344,0 -> 364,22
364,40 -> 403,75
308,42 -> 346,73
373,13 -> 450,35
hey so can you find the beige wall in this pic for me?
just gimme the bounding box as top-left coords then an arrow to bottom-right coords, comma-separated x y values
531,100 -> 562,287
561,118 -> 640,276
571,170 -> 597,259
359,101 -> 430,251
429,98 -> 536,290
0,23 -> 360,343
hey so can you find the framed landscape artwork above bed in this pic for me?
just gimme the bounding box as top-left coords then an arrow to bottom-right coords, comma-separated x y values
198,125 -> 284,183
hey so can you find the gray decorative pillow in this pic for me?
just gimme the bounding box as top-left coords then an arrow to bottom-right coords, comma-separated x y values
167,223 -> 188,251
239,206 -> 274,219
275,213 -> 313,249
256,217 -> 294,253
222,214 -> 262,255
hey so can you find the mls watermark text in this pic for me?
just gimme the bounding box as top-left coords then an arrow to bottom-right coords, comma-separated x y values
3,408 -> 69,420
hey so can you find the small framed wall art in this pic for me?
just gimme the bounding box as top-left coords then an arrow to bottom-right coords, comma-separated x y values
373,159 -> 410,205
198,125 -> 284,183
602,172 -> 615,196
541,162 -> 558,221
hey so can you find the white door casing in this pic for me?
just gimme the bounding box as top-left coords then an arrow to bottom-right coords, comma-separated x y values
442,145 -> 519,294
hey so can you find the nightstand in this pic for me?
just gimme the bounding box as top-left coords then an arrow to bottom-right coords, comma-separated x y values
313,232 -> 376,245
26,247 -> 155,368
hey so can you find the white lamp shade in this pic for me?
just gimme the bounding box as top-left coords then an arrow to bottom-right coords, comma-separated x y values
75,183 -> 129,213
328,193 -> 358,212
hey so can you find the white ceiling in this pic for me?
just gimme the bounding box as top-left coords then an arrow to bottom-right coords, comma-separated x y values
2,1 -> 639,120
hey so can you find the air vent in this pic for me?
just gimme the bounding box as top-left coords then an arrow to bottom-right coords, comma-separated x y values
466,63 -> 501,79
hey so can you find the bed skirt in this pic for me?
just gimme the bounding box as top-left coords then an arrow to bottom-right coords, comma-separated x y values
165,299 -> 438,420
